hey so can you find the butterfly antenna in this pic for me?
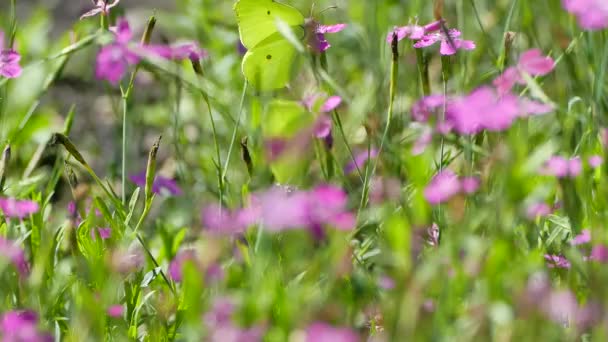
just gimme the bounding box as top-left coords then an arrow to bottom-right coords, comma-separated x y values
318,5 -> 338,16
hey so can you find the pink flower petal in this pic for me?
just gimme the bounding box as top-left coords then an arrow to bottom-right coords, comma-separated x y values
588,155 -> 603,168
424,170 -> 461,204
321,96 -> 342,112
317,24 -> 347,34
461,177 -> 480,194
518,49 -> 555,76
571,229 -> 591,245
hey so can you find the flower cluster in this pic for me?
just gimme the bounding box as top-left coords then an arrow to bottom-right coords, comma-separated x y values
410,49 -> 555,137
423,170 -> 479,204
202,184 -> 355,239
388,20 -> 475,55
96,18 -> 207,84
0,197 -> 39,219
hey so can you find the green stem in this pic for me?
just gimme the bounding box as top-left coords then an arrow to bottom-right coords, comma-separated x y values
332,110 -> 364,182
121,95 -> 128,204
222,82 -> 248,195
361,33 -> 399,211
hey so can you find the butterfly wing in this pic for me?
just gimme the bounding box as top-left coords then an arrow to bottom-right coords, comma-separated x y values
235,0 -> 305,49
242,32 -> 300,91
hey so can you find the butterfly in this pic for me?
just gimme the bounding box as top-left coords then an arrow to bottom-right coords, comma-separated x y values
234,0 -> 306,91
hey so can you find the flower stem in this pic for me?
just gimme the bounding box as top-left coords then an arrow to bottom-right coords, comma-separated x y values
360,32 -> 399,211
222,81 -> 248,200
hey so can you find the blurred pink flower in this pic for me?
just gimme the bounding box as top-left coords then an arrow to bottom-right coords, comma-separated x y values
107,305 -> 124,318
544,254 -> 571,269
0,197 -> 39,219
448,86 -> 520,134
168,249 -> 198,282
202,185 -> 354,238
144,42 -> 208,62
204,298 -> 263,342
411,95 -> 445,122
96,18 -> 139,84
80,0 -> 119,19
0,310 -> 51,342
562,0 -> 608,30
0,237 -> 29,277
424,170 -> 461,204
571,229 -> 591,245
306,322 -> 359,342
540,156 -> 582,178
461,177 -> 480,194
414,27 -> 475,55
91,227 -> 112,240
590,244 -> 608,263
344,149 -> 378,175
378,276 -> 395,290
0,31 -> 22,79
588,155 -> 603,168
494,49 -> 555,95
130,171 -> 182,196
526,202 -> 552,219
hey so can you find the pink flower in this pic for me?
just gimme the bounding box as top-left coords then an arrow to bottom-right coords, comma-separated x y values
202,205 -> 249,236
144,42 -> 208,62
80,0 -> 120,19
571,229 -> 591,245
519,49 -> 555,76
0,310 -> 52,342
204,298 -> 264,342
344,149 -> 378,175
411,95 -> 445,122
540,156 -> 582,178
447,87 -> 520,134
90,227 -> 112,240
378,276 -> 395,290
526,202 -> 552,219
562,0 -> 608,30
0,198 -> 39,219
202,185 -> 355,238
386,22 -> 428,43
130,171 -> 182,196
305,322 -> 359,342
423,170 -> 461,204
414,27 -> 475,55
590,244 -> 608,262
0,31 -> 22,79
95,18 -> 139,84
388,19 -> 445,43
0,237 -> 29,276
493,49 -> 555,95
107,305 -> 124,318
307,21 -> 346,53
588,155 -> 603,168
168,249 -> 197,282
544,254 -> 571,268
460,177 -> 480,194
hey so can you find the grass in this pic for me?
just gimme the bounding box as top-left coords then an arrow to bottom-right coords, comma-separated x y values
0,0 -> 607,340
